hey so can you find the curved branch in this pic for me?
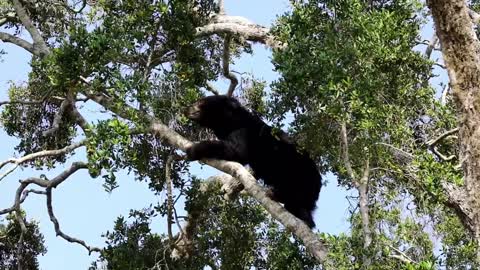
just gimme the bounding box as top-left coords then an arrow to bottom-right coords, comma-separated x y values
0,140 -> 86,181
0,32 -> 35,54
196,15 -> 284,50
223,35 -> 238,97
11,0 -> 49,56
46,187 -> 101,254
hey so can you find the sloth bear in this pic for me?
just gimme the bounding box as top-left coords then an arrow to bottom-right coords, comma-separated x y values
185,95 -> 321,228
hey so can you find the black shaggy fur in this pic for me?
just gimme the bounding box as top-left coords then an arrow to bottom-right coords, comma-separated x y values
185,95 -> 321,228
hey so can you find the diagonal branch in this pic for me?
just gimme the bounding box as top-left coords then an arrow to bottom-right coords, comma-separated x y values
0,32 -> 35,54
196,15 -> 284,50
11,0 -> 49,56
426,128 -> 459,146
0,140 -> 86,181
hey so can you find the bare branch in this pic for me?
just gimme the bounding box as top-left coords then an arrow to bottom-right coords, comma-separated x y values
205,82 -> 220,95
196,15 -> 284,50
388,245 -> 418,265
3,162 -> 99,254
0,140 -> 85,181
441,84 -> 450,105
340,122 -> 356,180
427,128 -> 459,146
46,187 -> 101,254
218,0 -> 225,15
165,154 -> 177,243
0,32 -> 35,54
10,0 -> 49,56
425,34 -> 438,58
426,128 -> 459,161
0,99 -> 43,106
43,98 -> 71,137
431,147 -> 456,161
223,35 -> 238,97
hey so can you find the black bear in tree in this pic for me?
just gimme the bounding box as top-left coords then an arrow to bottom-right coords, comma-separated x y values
185,95 -> 321,228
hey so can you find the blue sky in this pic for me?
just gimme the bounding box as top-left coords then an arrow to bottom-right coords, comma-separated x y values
0,1 -> 352,269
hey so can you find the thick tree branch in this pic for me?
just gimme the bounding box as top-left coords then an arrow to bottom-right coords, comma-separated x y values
11,0 -> 49,56
425,34 -> 438,58
165,154 -> 177,243
0,32 -> 35,54
196,15 -> 284,50
205,82 -> 220,95
218,0 -> 225,15
340,122 -> 356,180
426,128 -> 459,147
358,159 -> 371,250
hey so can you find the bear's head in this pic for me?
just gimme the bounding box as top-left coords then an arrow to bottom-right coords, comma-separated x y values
185,95 -> 245,130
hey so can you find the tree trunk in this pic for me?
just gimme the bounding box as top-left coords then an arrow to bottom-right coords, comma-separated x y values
427,0 -> 480,261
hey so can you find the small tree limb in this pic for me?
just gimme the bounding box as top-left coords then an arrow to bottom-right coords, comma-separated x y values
0,140 -> 86,181
223,35 -> 238,97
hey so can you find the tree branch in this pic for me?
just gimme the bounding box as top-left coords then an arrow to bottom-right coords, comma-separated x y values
426,128 -> 459,147
46,187 -> 101,254
165,154 -> 178,243
0,140 -> 85,181
196,15 -> 284,50
171,173 -> 244,259
358,159 -> 372,250
218,0 -> 225,15
223,35 -> 238,97
340,122 -> 356,180
11,0 -> 49,56
389,245 -> 417,265
0,32 -> 35,54
425,34 -> 438,59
